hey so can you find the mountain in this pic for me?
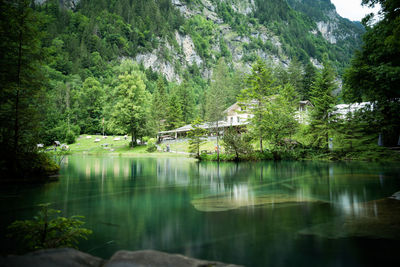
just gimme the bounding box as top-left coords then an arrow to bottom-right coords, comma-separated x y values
35,0 -> 364,82
133,0 -> 365,81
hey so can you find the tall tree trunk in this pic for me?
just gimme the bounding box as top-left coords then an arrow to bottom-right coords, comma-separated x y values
131,131 -> 134,147
14,14 -> 24,160
216,121 -> 219,162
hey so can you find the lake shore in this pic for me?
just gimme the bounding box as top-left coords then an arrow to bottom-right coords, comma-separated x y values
54,135 -> 400,162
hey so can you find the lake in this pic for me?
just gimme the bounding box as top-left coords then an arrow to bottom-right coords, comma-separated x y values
1,155 -> 400,266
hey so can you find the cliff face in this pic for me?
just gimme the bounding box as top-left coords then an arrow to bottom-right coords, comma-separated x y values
39,0 -> 364,81
132,0 -> 363,81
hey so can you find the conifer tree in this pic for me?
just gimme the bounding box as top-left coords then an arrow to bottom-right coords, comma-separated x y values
309,58 -> 337,150
206,58 -> 231,160
302,61 -> 317,100
188,118 -> 208,158
239,59 -> 278,152
166,91 -> 184,130
151,77 -> 168,131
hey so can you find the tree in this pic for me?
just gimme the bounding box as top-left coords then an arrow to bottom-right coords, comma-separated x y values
78,77 -> 104,134
188,118 -> 208,158
0,0 -> 48,176
166,90 -> 184,130
287,58 -> 303,97
301,61 -> 317,100
309,58 -> 337,149
222,127 -> 253,161
109,68 -> 151,146
151,77 -> 168,131
206,58 -> 232,161
177,82 -> 196,124
239,59 -> 278,152
343,0 -> 400,146
262,84 -> 298,149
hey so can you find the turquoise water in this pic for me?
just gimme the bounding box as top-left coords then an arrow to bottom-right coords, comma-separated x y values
1,155 -> 400,266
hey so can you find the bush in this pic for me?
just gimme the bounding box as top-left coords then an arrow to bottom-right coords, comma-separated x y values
146,138 -> 157,152
7,203 -> 92,254
65,131 -> 76,144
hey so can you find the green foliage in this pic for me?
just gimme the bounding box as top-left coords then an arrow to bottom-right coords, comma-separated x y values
146,138 -> 157,153
262,84 -> 299,148
188,118 -> 208,158
0,0 -> 45,161
239,59 -> 278,151
301,61 -> 317,100
65,131 -> 76,144
222,127 -> 253,161
253,0 -> 364,69
309,58 -> 338,149
7,203 -> 92,254
166,90 -> 184,130
108,61 -> 151,146
206,58 -> 235,137
151,77 -> 168,131
78,77 -> 104,134
344,0 -> 400,146
182,15 -> 216,59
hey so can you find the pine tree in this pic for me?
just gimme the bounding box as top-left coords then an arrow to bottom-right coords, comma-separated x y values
188,118 -> 208,158
309,58 -> 337,150
151,77 -> 168,131
239,59 -> 278,152
166,91 -> 184,130
302,61 -> 317,100
206,58 -> 231,160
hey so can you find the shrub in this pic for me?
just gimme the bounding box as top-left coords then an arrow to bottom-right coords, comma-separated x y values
65,131 -> 76,144
146,138 -> 157,152
7,203 -> 92,254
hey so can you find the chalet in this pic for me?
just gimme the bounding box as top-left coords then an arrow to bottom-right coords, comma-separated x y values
157,100 -> 313,141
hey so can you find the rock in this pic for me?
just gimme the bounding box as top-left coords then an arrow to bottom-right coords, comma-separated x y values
0,249 -> 243,267
104,250 -> 243,267
390,191 -> 400,200
0,248 -> 104,267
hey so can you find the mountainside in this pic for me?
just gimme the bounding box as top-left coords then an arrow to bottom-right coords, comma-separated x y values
134,0 -> 365,81
35,0 -> 364,82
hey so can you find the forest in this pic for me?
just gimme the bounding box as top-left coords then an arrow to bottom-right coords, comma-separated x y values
0,0 -> 399,179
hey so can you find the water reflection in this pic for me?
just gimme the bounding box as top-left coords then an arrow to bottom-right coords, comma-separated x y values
1,156 -> 399,266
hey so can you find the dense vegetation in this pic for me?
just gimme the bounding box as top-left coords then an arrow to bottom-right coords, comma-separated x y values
0,0 -> 398,180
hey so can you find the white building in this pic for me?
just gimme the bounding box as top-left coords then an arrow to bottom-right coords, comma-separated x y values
157,100 -> 313,140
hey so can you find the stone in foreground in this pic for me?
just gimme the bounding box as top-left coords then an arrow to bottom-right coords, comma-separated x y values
0,248 -> 243,267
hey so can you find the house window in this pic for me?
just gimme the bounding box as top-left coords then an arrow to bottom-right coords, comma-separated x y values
230,117 -> 233,124
237,117 -> 240,123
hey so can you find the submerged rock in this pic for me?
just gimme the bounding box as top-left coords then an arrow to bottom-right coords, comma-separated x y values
0,248 -> 243,267
299,196 -> 400,240
191,194 -> 322,212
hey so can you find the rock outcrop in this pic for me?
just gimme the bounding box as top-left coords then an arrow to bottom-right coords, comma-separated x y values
0,248 -> 244,267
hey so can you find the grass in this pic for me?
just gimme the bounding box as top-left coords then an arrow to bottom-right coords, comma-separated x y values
63,135 -> 222,157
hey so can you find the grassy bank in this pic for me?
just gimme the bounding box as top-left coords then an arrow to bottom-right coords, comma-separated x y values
199,145 -> 400,162
59,135 -> 400,162
63,135 -> 219,156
